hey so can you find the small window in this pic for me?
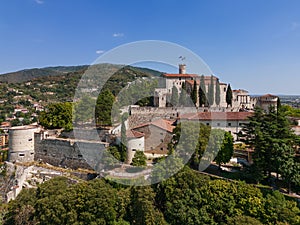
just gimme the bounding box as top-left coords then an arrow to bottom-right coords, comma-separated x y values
28,138 -> 32,141
228,123 -> 232,127
78,154 -> 83,158
161,148 -> 163,151
217,123 -> 220,126
179,77 -> 182,81
132,149 -> 136,152
206,123 -> 210,126
19,153 -> 25,157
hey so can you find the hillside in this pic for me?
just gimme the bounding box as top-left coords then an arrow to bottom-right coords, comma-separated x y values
0,64 -> 161,84
0,64 -> 162,125
0,66 -> 88,83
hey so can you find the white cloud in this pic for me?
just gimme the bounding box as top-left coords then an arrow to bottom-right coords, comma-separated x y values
96,50 -> 105,54
112,33 -> 124,37
35,0 -> 44,4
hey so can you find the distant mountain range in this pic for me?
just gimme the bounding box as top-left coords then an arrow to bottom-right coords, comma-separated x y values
0,64 -> 162,83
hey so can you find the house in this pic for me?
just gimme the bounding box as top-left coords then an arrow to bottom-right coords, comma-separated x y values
126,130 -> 145,164
180,111 -> 253,140
131,119 -> 175,159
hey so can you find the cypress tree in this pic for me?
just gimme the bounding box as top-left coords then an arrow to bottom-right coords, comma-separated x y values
226,84 -> 233,107
208,75 -> 215,106
215,79 -> 221,106
120,116 -> 127,162
191,80 -> 198,106
199,75 -> 207,107
179,82 -> 187,106
170,85 -> 179,106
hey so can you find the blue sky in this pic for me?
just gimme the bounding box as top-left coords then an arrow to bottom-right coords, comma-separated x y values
1,0 -> 300,94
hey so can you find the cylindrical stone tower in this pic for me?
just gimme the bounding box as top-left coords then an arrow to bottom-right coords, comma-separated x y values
8,125 -> 40,163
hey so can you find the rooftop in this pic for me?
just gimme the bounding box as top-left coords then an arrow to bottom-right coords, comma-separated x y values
180,111 -> 253,121
133,119 -> 175,133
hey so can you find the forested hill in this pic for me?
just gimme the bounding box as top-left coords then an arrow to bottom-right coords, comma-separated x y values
0,66 -> 88,83
0,64 -> 162,104
0,64 -> 162,84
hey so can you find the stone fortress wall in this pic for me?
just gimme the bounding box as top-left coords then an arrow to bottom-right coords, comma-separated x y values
129,106 -> 240,128
34,131 -> 108,170
8,126 -> 109,170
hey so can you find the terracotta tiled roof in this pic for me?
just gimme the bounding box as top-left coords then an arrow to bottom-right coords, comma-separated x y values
162,73 -> 199,78
184,76 -> 220,86
185,80 -> 200,86
233,89 -> 249,94
126,130 -> 144,138
133,119 -> 175,133
260,94 -> 277,98
151,119 -> 175,133
180,112 -> 253,121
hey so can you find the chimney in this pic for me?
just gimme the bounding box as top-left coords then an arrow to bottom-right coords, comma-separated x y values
179,64 -> 186,74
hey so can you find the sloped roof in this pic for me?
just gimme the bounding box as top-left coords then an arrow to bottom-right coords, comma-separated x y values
133,119 -> 175,133
162,73 -> 199,78
180,112 -> 253,121
126,130 -> 144,138
260,94 -> 277,98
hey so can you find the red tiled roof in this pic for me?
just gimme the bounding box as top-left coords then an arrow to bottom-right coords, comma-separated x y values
180,112 -> 253,121
185,80 -> 200,86
126,130 -> 144,138
184,76 -> 220,86
233,89 -> 249,94
151,119 -> 175,133
260,94 -> 277,98
133,119 -> 175,133
162,73 -> 199,78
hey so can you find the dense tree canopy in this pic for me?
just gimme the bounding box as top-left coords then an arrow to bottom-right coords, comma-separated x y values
95,89 -> 115,126
131,150 -> 147,167
240,105 -> 300,193
39,102 -> 73,131
3,167 -> 300,225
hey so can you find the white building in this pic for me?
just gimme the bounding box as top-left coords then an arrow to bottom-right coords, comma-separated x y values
180,111 -> 253,140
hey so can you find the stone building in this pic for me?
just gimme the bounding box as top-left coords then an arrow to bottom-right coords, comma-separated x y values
126,130 -> 145,164
180,111 -> 253,140
255,94 -> 278,112
132,119 -> 175,158
153,64 -> 275,112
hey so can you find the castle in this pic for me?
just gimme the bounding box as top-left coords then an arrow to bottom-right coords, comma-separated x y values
153,64 -> 277,112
